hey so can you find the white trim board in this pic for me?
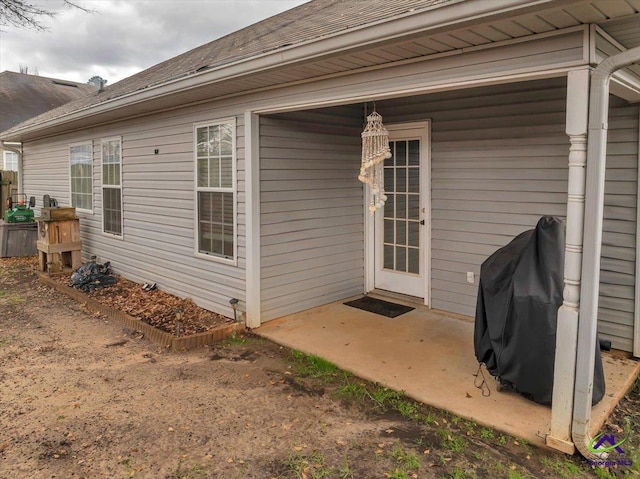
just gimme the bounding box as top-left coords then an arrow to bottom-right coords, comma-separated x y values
245,111 -> 261,328
365,120 -> 431,306
634,107 -> 640,358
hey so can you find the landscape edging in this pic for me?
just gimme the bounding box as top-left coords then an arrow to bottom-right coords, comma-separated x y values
37,272 -> 243,350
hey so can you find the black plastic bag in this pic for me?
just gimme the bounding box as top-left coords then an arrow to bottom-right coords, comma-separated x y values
69,260 -> 117,292
474,216 -> 605,406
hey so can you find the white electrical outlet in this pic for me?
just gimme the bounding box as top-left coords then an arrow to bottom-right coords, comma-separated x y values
466,272 -> 475,284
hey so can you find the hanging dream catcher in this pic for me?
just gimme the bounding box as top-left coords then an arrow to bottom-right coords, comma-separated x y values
359,110 -> 391,213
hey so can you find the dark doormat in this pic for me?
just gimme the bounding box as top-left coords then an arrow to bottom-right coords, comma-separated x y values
344,296 -> 415,318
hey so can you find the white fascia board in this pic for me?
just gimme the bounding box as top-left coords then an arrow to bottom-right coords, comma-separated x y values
3,0 -> 560,141
610,73 -> 640,103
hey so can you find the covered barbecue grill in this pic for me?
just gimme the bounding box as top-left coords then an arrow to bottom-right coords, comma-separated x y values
474,216 -> 605,406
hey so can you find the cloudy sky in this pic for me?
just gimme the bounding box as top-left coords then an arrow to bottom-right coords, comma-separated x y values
0,0 -> 308,85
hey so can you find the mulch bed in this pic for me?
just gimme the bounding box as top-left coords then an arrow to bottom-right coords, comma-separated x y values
51,271 -> 234,336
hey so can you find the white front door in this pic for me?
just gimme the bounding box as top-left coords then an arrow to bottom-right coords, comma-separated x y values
373,123 -> 429,300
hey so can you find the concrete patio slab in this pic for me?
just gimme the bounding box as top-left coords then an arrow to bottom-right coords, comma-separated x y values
257,297 -> 640,450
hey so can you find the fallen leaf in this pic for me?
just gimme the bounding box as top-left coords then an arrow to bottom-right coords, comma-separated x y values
385,428 -> 394,434
423,448 -> 430,454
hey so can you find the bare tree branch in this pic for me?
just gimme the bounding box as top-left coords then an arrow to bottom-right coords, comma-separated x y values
0,0 -> 93,31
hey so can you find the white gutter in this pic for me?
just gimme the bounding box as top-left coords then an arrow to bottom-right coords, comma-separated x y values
1,0 -> 559,142
573,45 -> 640,459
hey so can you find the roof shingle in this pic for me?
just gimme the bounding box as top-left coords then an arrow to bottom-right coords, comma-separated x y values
1,0 -> 452,136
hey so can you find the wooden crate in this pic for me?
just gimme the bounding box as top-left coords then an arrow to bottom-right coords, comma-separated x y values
36,217 -> 82,273
40,207 -> 77,221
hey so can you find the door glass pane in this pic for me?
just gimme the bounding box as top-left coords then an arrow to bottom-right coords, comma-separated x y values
384,166 -> 393,190
384,245 -> 394,269
384,219 -> 394,244
395,141 -> 406,166
396,194 -> 406,218
408,222 -> 419,247
384,194 -> 394,219
396,168 -> 407,192
396,246 -> 406,272
408,195 -> 419,220
396,220 -> 406,245
408,140 -> 419,166
408,167 -> 419,193
408,248 -> 419,274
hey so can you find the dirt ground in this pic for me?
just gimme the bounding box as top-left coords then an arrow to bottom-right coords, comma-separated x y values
1,257 -> 638,479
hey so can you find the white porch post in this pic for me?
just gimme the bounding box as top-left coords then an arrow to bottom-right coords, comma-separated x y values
245,111 -> 261,328
546,68 -> 590,454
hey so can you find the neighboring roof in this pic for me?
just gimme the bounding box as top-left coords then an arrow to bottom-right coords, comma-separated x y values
1,0 -> 454,137
0,71 -> 96,132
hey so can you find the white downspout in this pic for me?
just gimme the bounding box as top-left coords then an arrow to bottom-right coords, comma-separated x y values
573,46 -> 640,458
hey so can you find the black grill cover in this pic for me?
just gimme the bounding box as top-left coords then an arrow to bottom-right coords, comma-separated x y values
474,216 -> 605,406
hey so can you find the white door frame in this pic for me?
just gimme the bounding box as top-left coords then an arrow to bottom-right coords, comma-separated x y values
364,120 -> 431,306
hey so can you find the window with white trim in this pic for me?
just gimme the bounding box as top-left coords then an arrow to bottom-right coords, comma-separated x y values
101,138 -> 122,236
70,142 -> 93,211
3,151 -> 18,171
195,120 -> 235,260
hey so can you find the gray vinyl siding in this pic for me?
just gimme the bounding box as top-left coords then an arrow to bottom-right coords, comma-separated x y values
599,99 -> 639,352
259,108 -> 364,321
22,104 -> 247,318
377,79 -> 570,316
376,78 -> 638,351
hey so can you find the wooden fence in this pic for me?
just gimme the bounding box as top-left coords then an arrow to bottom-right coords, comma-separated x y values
0,170 -> 18,218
